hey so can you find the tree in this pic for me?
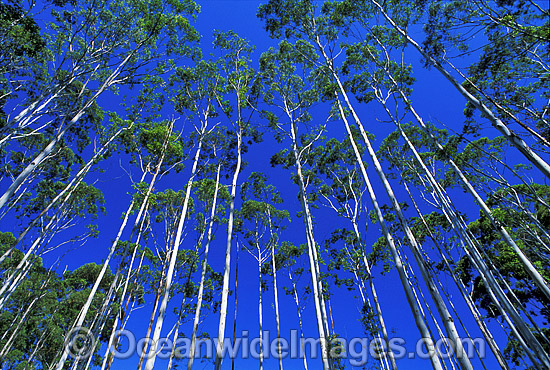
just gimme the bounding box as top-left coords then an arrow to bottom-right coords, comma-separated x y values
210,30 -> 261,370
239,172 -> 289,370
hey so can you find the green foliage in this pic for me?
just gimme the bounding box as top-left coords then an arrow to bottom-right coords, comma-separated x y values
0,236 -> 134,369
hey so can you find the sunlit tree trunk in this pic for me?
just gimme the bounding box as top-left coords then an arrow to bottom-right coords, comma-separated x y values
188,164 -> 221,370
329,68 -> 474,367
143,129 -> 205,370
347,219 -> 398,370
288,269 -> 309,370
271,236 -> 284,370
100,209 -> 150,370
288,116 -> 331,370
55,120 -> 174,370
214,128 -> 242,370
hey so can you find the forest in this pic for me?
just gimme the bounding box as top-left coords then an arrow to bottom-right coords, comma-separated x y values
0,0 -> 549,369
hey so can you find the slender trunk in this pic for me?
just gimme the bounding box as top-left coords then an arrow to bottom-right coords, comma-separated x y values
188,164 -> 222,370
271,241 -> 284,370
105,248 -> 147,370
288,117 -> 331,370
289,269 -> 308,370
214,129 -> 242,370
101,211 -> 149,370
404,181 -> 511,370
0,291 -> 41,359
349,220 -> 398,370
0,215 -> 57,307
258,249 -> 264,370
384,87 -> 550,368
351,267 -> 389,370
136,269 -> 164,370
53,192 -> 137,369
166,296 -> 187,370
143,134 -> 205,370
231,240 -> 240,370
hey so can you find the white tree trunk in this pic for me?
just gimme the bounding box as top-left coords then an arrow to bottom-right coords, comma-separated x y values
289,117 -> 332,370
214,130 -> 242,370
143,135 -> 205,370
187,164 -> 221,370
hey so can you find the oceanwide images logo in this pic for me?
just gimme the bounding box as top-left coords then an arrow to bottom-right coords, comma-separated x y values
65,328 -> 486,365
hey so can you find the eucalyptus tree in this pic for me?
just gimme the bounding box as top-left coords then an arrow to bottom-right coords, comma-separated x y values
0,0 -> 50,125
259,39 -> 335,370
239,172 -> 289,370
100,239 -> 148,370
0,180 -> 105,310
145,94 -> 213,370
379,123 -> 550,369
404,196 -> 512,370
141,52 -> 240,370
277,241 -> 310,370
419,0 -> 550,145
210,30 -> 262,370
345,16 -> 550,304
459,187 -> 550,366
186,130 -> 231,370
0,232 -> 121,369
308,135 -> 398,370
51,118 -> 183,370
0,0 -> 201,210
353,19 -> 550,366
166,165 -> 228,370
0,118 -> 131,267
357,0 -> 550,178
77,118 -> 188,370
258,4 -> 474,369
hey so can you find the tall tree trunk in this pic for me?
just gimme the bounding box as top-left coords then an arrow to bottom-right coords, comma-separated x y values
382,82 -> 550,368
289,269 -> 308,370
403,181 -> 511,370
143,131 -> 205,370
136,267 -> 165,370
188,164 -> 222,370
288,117 -> 331,370
348,219 -> 398,370
55,119 -> 172,370
214,129 -> 242,370
100,209 -> 149,370
374,73 -> 550,303
271,240 -> 284,370
231,239 -> 240,370
258,246 -> 264,370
